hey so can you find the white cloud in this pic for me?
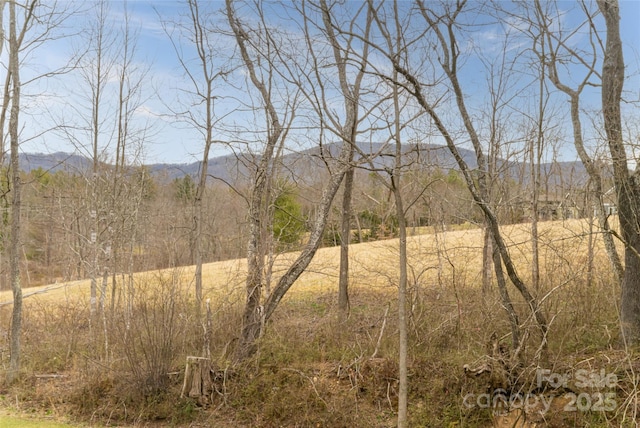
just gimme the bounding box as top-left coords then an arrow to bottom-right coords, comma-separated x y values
135,104 -> 160,119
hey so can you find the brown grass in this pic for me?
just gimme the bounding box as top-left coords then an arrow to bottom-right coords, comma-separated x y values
0,217 -> 636,427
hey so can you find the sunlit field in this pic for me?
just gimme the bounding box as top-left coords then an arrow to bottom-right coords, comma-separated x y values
0,217 -> 632,427
0,218 -> 607,305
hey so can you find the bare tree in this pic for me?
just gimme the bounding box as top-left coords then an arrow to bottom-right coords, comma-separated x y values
108,1 -> 152,321
161,0 -> 231,308
522,0 -> 640,341
225,0 -> 292,360
367,4 -> 412,423
391,89 -> 409,428
473,22 -> 533,341
301,0 -> 373,318
7,0 -> 26,384
527,0 -> 624,284
88,1 -> 112,317
57,1 -> 151,330
4,0 -> 72,383
318,0 -> 368,318
226,0 -> 358,361
60,0 -> 118,317
387,65 -> 411,428
596,0 -> 640,343
367,0 -> 547,351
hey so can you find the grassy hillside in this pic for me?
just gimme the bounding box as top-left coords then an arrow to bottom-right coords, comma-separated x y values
0,218 -> 634,427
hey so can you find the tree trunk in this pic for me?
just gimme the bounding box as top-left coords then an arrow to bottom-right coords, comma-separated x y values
227,0 -> 284,362
193,86 -> 213,310
338,163 -> 354,317
229,0 -> 371,361
569,94 -> 623,283
236,152 -> 351,361
89,2 -> 108,318
7,0 -> 22,383
393,176 -> 408,427
530,133 -> 540,293
597,0 -> 640,343
586,198 -> 595,288
232,111 -> 354,362
317,0 -> 369,320
535,0 -> 624,284
481,225 -> 493,293
493,236 -> 520,350
395,2 -> 548,343
391,79 -> 408,428
237,204 -> 266,360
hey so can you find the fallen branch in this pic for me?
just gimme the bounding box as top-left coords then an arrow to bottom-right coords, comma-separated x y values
35,374 -> 66,379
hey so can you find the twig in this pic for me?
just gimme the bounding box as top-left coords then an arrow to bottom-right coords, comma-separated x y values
283,368 -> 329,410
35,374 -> 66,379
371,302 -> 390,359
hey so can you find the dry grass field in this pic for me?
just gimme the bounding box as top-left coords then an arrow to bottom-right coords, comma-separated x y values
3,218 -> 601,304
0,218 -> 636,427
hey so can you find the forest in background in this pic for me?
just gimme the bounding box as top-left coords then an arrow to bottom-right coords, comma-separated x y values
11,144 -> 597,289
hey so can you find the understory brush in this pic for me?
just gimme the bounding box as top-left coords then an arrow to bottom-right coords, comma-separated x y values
0,262 -> 637,427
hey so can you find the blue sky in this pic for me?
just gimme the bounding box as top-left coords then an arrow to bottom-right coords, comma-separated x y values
14,0 -> 640,165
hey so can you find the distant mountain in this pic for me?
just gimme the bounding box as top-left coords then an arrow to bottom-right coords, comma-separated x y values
18,144 -> 588,187
145,153 -> 243,182
20,152 -> 92,174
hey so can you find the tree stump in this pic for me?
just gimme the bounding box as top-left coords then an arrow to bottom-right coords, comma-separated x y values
181,356 -> 213,405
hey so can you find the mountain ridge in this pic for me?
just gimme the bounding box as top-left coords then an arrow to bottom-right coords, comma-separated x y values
18,144 -> 588,186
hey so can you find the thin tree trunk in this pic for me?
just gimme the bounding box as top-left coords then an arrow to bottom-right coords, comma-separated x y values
100,266 -> 109,357
391,69 -> 408,428
194,122 -> 212,310
530,133 -> 540,292
587,208 -> 595,288
0,6 -> 6,310
317,0 -> 370,319
535,0 -> 624,284
530,42 -> 546,292
232,140 -> 353,361
481,225 -> 493,293
338,166 -> 353,317
493,236 -> 520,350
569,93 -> 623,282
227,0 -> 285,361
89,2 -> 107,318
388,2 -> 548,343
394,175 -> 408,427
193,176 -> 204,308
7,0 -> 22,383
530,157 -> 540,291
